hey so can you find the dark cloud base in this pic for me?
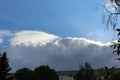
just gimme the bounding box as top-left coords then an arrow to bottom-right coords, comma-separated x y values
2,38 -> 119,72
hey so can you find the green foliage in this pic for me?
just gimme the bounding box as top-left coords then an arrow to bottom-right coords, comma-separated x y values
111,72 -> 120,80
15,65 -> 58,80
100,66 -> 115,80
15,67 -> 34,80
104,0 -> 120,56
111,29 -> 120,55
0,52 -> 11,80
34,65 -> 59,80
75,62 -> 95,80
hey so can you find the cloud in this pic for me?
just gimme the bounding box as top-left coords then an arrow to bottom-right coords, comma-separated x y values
0,38 -> 3,43
10,30 -> 59,46
0,30 -> 13,37
4,36 -> 118,72
0,30 -> 13,45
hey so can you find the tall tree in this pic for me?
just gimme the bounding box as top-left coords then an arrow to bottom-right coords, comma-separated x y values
0,52 -> 11,80
75,62 -> 95,80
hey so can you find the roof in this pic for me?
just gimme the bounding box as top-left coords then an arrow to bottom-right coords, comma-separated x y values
57,70 -> 78,76
57,68 -> 120,77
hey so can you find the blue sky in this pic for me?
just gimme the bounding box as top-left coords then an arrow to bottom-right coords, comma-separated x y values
0,0 -> 114,43
0,0 -> 119,71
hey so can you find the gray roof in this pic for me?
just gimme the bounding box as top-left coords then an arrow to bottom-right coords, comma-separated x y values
57,68 -> 120,77
57,70 -> 78,76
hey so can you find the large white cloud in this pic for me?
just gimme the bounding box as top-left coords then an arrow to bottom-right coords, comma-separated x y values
4,36 -> 119,72
10,30 -> 59,46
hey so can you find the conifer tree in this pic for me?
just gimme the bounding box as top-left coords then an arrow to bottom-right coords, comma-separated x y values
75,62 -> 95,80
0,52 -> 11,80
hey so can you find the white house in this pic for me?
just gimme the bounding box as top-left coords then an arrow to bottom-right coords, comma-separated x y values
57,68 -> 120,80
57,71 -> 78,80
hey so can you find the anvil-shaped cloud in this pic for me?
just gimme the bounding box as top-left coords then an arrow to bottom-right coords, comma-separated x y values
10,30 -> 59,46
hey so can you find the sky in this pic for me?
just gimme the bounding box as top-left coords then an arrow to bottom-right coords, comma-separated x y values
0,0 -> 120,72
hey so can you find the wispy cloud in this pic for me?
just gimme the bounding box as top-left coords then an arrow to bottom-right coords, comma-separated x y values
0,30 -> 13,45
0,30 -> 13,37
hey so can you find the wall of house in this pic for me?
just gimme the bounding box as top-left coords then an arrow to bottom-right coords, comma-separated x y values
59,75 -> 74,80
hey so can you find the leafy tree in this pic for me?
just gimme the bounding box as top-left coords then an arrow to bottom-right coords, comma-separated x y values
15,65 -> 58,80
100,66 -> 115,80
111,72 -> 120,80
103,0 -> 120,29
75,62 -> 95,80
103,0 -> 120,56
15,67 -> 34,80
0,52 -> 11,80
34,65 -> 59,80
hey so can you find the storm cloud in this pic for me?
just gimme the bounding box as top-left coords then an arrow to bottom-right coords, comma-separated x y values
0,30 -> 118,72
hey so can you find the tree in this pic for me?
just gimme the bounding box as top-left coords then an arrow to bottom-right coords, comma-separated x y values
103,0 -> 120,29
15,65 -> 59,80
75,62 -> 95,80
111,72 -> 120,80
15,67 -> 34,80
34,65 -> 59,80
100,66 -> 115,80
0,52 -> 11,80
103,0 -> 120,55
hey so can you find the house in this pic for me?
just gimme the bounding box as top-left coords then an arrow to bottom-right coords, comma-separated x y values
57,68 -> 120,80
57,70 -> 78,80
